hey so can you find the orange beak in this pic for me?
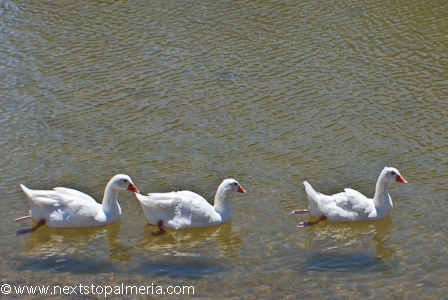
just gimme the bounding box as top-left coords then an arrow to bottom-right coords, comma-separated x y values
127,182 -> 139,193
395,174 -> 407,184
237,185 -> 246,194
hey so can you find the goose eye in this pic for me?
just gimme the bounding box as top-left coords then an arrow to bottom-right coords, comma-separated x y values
233,182 -> 238,186
123,179 -> 128,183
391,171 -> 396,175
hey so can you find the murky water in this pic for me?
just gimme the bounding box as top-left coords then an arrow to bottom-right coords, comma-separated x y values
1,0 -> 447,298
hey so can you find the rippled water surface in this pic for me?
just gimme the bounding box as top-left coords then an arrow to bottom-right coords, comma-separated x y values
1,0 -> 447,298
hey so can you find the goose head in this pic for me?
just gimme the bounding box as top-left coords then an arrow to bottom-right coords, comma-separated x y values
110,174 -> 139,193
219,178 -> 246,194
381,167 -> 407,184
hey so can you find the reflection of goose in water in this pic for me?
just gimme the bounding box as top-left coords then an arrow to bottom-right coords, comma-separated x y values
133,221 -> 243,257
21,221 -> 133,262
368,218 -> 396,260
297,217 -> 397,272
18,218 -> 243,270
128,222 -> 243,279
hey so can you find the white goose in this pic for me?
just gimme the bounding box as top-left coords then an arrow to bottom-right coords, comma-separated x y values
15,174 -> 139,235
135,179 -> 246,235
291,167 -> 407,227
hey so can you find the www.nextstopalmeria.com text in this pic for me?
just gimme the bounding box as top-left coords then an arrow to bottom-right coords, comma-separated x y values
1,283 -> 194,297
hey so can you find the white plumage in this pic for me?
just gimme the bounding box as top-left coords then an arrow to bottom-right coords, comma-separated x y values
135,179 -> 246,232
292,167 -> 407,227
16,174 -> 138,234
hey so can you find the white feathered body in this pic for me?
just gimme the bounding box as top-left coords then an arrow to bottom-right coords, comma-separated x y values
20,184 -> 122,228
302,167 -> 406,222
303,182 -> 385,221
135,178 -> 245,229
136,191 -> 226,229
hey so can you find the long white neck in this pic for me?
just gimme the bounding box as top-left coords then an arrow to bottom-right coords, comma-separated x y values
213,189 -> 232,222
373,177 -> 393,217
101,182 -> 122,219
